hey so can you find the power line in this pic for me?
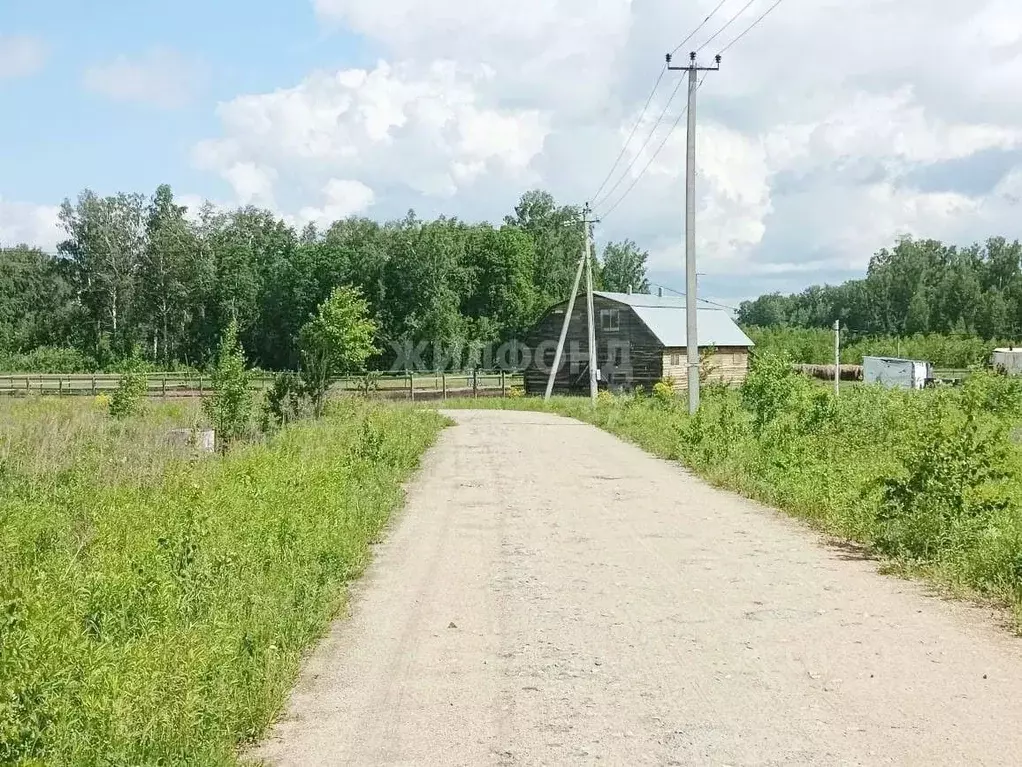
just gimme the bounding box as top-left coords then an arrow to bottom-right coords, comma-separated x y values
695,0 -> 758,54
592,76 -> 686,211
652,282 -> 739,312
589,66 -> 667,205
669,0 -> 730,56
596,75 -> 708,221
590,1 -> 731,210
717,0 -> 786,54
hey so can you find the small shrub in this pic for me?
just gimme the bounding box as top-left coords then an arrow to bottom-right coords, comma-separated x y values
875,393 -> 1012,559
109,352 -> 148,420
652,378 -> 676,406
263,372 -> 308,430
300,286 -> 379,417
741,351 -> 803,434
597,390 -> 615,407
963,370 -> 1022,418
353,417 -> 384,462
508,386 -> 525,399
354,371 -> 381,396
699,345 -> 719,384
202,320 -> 253,451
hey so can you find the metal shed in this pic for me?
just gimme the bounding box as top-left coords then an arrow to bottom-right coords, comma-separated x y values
992,348 -> 1022,376
862,356 -> 932,390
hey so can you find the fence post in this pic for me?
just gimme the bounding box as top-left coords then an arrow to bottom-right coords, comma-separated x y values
501,370 -> 506,397
198,376 -> 203,399
473,369 -> 478,398
408,374 -> 414,402
442,373 -> 447,401
92,375 -> 97,396
59,377 -> 63,396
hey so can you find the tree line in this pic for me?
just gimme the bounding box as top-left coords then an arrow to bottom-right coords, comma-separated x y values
738,236 -> 1022,341
0,186 -> 651,373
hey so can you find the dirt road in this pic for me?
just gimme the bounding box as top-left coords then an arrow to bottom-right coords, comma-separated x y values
253,410 -> 1022,766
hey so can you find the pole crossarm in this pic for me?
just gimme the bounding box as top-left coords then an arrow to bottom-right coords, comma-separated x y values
666,51 -> 722,72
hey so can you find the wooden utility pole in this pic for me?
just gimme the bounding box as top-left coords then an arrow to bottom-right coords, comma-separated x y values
667,51 -> 719,415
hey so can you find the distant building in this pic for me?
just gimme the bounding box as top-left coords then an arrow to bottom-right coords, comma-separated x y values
862,356 -> 932,390
992,348 -> 1022,376
523,291 -> 755,396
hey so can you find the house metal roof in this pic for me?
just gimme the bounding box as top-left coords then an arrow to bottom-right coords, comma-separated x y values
594,291 -> 755,348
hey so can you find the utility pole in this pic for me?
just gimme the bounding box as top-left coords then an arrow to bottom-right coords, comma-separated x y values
544,203 -> 600,404
667,51 -> 719,415
833,320 -> 841,397
583,213 -> 598,405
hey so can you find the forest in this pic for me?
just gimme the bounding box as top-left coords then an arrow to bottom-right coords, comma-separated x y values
738,235 -> 1022,340
0,185 -> 650,373
7,183 -> 1022,374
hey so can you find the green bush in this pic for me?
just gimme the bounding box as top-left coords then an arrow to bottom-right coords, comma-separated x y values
109,352 -> 148,420
262,372 -> 308,430
875,386 -> 1013,560
651,378 -> 676,407
203,321 -> 253,451
0,346 -> 97,374
740,351 -> 804,434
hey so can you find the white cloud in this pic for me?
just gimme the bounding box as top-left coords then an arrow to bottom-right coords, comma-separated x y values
312,0 -> 632,111
292,179 -> 375,229
0,198 -> 62,251
221,162 -> 278,207
194,60 -> 549,210
83,48 -> 203,109
0,35 -> 48,80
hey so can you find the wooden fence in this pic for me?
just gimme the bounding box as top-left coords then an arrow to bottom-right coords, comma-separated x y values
0,371 -> 524,400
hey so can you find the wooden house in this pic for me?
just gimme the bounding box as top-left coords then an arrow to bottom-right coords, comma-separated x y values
523,291 -> 754,395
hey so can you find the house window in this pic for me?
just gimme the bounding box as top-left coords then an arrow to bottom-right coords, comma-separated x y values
600,309 -> 620,332
670,353 -> 681,366
614,347 -> 624,366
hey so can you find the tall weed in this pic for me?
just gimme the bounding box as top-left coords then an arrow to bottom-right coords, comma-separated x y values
0,398 -> 444,765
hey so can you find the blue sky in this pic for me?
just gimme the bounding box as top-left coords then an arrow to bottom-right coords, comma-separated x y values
2,0 -> 1022,307
1,1 -> 372,204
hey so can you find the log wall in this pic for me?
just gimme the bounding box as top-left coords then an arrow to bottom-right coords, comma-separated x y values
661,347 -> 751,389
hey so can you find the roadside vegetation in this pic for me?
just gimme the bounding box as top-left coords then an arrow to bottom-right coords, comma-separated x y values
1,308 -> 445,764
447,358 -> 1022,623
747,325 -> 1009,369
0,395 -> 444,765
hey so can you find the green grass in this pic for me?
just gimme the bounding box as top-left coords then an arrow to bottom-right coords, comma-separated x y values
444,366 -> 1022,625
0,397 -> 446,765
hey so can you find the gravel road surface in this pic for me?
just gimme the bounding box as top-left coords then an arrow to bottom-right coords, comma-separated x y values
252,409 -> 1022,766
